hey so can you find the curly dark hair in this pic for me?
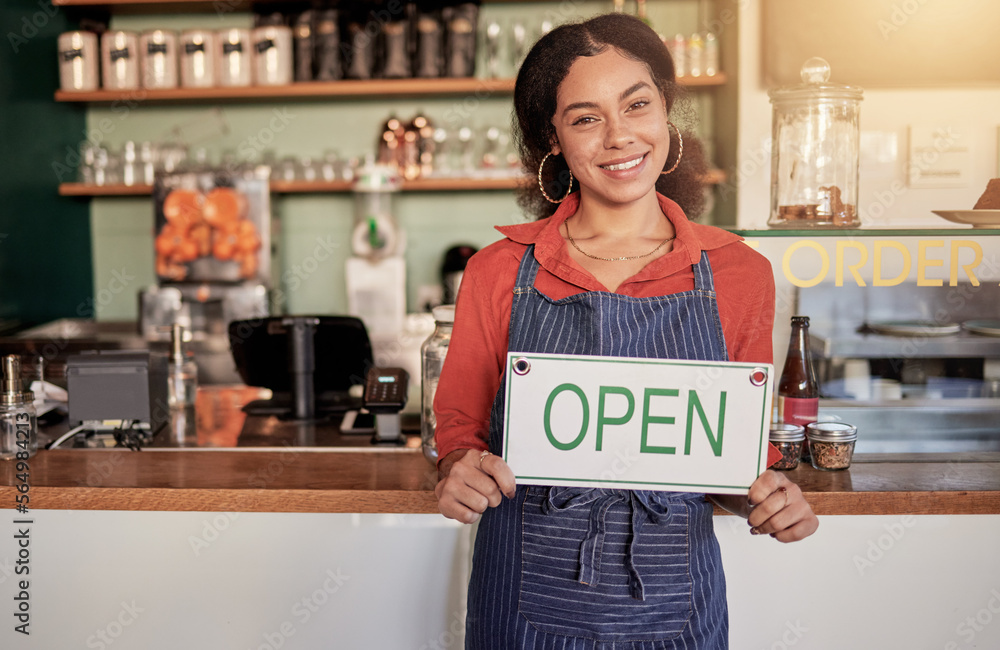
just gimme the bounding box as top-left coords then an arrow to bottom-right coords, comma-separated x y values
513,13 -> 709,221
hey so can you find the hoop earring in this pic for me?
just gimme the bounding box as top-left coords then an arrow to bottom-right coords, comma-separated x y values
537,152 -> 574,203
660,121 -> 684,175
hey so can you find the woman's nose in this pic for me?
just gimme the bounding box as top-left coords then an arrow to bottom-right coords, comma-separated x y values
603,117 -> 633,148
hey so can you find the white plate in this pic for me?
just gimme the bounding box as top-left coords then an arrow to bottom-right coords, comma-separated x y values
932,210 -> 1000,229
963,319 -> 1000,337
866,320 -> 961,337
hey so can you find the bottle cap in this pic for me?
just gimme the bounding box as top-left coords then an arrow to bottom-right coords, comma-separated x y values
432,305 -> 455,324
1,355 -> 34,406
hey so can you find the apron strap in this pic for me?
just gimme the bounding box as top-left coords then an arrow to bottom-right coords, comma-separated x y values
514,244 -> 542,291
692,250 -> 716,293
543,487 -> 679,601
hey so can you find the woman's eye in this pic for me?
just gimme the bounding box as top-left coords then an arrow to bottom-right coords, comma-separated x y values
572,116 -> 596,126
628,100 -> 649,111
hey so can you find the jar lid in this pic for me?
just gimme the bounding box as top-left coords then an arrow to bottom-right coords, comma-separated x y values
805,421 -> 858,442
0,390 -> 33,406
768,57 -> 863,104
769,423 -> 805,442
353,159 -> 402,192
432,305 -> 455,324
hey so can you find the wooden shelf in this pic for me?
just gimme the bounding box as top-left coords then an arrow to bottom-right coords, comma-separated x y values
60,183 -> 155,196
702,168 -> 727,185
60,176 -> 526,197
272,176 -> 524,193
674,73 -> 728,87
55,78 -> 519,103
53,0 -> 253,12
53,0 -> 643,11
60,170 -> 726,197
55,74 -> 725,104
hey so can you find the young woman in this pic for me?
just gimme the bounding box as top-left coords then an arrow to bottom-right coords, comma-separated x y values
433,14 -> 818,649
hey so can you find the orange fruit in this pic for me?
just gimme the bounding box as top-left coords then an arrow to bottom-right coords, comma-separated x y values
156,256 -> 187,280
212,227 -> 238,261
163,189 -> 203,230
174,238 -> 199,263
189,223 -> 212,257
155,226 -> 177,257
203,187 -> 245,228
236,220 -> 262,252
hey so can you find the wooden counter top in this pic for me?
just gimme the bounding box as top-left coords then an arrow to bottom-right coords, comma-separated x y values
2,450 -> 998,515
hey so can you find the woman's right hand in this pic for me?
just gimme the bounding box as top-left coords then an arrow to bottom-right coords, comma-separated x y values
435,449 -> 517,524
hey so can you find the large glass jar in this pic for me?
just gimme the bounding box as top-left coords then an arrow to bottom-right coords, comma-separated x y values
768,58 -> 863,228
420,305 -> 455,464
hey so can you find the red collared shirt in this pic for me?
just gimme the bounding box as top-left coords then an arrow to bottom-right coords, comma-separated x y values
434,192 -> 776,463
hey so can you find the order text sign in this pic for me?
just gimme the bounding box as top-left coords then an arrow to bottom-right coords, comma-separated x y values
503,353 -> 774,495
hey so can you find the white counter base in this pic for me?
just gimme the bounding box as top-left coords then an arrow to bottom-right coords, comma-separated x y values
2,512 -> 998,649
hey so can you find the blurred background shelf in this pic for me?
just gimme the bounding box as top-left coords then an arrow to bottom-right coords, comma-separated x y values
55,78 -> 518,103
59,170 -> 727,197
54,74 -> 726,104
53,0 -> 596,10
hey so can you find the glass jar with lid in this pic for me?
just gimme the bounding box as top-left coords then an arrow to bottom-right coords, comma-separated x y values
805,421 -> 858,470
768,57 -> 864,228
768,423 -> 805,470
420,305 -> 455,464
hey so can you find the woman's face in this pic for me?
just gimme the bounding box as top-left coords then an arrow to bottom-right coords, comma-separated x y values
551,49 -> 670,207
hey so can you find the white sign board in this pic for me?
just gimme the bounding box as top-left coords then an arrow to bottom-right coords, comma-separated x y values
502,353 -> 774,495
907,125 -> 972,188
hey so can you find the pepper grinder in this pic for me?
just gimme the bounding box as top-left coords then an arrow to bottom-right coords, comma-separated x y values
169,324 -> 197,408
168,324 -> 197,443
1,355 -> 37,460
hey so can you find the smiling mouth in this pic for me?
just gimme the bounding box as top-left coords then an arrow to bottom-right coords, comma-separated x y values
599,154 -> 647,171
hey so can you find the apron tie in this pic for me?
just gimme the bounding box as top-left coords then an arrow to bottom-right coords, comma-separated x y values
543,488 -> 674,600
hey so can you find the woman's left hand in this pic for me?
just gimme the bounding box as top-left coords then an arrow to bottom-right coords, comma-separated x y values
746,470 -> 819,543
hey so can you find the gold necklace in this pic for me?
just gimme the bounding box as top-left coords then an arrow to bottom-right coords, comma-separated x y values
564,220 -> 675,262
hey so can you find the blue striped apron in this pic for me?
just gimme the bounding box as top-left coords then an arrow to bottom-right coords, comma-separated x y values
466,245 -> 730,649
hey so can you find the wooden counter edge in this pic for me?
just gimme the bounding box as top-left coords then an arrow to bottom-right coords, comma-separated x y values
4,450 -> 998,515
0,487 -> 440,514
1,486 -> 998,516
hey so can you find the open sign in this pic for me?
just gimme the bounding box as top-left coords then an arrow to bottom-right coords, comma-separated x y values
502,353 -> 773,495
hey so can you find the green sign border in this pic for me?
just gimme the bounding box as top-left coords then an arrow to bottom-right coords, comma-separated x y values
503,353 -> 771,491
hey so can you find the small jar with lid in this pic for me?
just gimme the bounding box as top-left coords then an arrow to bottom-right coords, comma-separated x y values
806,422 -> 858,470
140,29 -> 178,89
180,29 -> 216,87
769,424 -> 805,470
101,30 -> 140,90
420,305 -> 455,465
58,31 -> 99,91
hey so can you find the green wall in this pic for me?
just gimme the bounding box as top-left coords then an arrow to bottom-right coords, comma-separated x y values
0,0 -> 91,328
87,1 -> 710,320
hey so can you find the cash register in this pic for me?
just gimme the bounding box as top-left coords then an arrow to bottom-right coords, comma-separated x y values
227,316 -> 409,443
